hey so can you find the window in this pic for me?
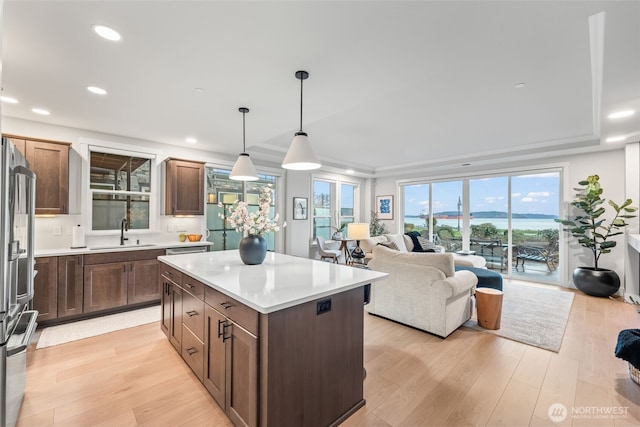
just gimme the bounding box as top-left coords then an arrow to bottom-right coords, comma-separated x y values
312,178 -> 360,239
90,151 -> 152,231
205,168 -> 280,251
401,169 -> 561,284
313,180 -> 332,239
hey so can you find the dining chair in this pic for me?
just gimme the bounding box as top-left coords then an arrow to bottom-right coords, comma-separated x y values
317,236 -> 341,263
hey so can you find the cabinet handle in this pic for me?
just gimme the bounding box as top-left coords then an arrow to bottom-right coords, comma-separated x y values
123,265 -> 126,272
186,283 -> 196,290
186,310 -> 198,317
217,319 -> 228,338
222,322 -> 231,342
219,302 -> 232,309
77,256 -> 81,265
186,347 -> 197,356
165,270 -> 173,276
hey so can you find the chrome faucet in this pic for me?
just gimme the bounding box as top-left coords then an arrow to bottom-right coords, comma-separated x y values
120,218 -> 128,246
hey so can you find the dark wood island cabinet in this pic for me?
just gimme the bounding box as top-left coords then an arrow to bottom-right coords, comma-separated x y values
158,250 -> 387,427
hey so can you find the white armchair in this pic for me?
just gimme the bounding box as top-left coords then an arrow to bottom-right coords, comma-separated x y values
366,245 -> 478,337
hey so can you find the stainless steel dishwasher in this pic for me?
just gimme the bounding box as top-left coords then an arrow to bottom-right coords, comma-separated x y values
165,246 -> 208,256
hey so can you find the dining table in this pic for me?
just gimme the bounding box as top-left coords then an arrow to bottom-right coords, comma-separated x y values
332,238 -> 354,264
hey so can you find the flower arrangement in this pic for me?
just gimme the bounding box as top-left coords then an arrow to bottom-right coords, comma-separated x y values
219,185 -> 285,236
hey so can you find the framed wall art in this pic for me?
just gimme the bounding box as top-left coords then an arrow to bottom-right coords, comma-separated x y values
293,197 -> 308,220
376,195 -> 394,220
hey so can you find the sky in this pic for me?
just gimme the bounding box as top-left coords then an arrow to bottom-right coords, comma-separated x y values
403,173 -> 560,216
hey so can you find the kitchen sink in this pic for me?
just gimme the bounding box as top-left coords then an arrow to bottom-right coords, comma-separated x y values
89,244 -> 158,250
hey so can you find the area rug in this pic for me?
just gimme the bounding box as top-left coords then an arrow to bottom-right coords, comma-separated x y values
36,306 -> 160,349
465,282 -> 574,352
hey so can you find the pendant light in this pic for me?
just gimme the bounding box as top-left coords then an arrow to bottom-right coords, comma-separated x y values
282,70 -> 321,170
230,107 -> 259,181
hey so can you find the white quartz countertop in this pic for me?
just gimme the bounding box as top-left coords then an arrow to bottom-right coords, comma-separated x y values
35,241 -> 213,257
158,250 -> 388,314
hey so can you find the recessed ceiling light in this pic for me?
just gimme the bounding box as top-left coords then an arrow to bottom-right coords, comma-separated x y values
0,96 -> 18,104
346,169 -> 355,174
194,88 -> 206,94
606,136 -> 626,143
87,86 -> 107,95
608,110 -> 635,119
515,83 -> 526,89
186,137 -> 197,144
32,108 -> 50,115
92,24 -> 121,41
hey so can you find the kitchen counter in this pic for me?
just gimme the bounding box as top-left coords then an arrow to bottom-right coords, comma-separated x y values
158,250 -> 388,314
35,241 -> 212,257
159,250 -> 388,426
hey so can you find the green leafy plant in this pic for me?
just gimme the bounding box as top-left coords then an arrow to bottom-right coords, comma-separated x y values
369,211 -> 388,236
555,175 -> 637,269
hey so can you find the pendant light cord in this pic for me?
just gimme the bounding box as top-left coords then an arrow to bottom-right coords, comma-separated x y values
242,109 -> 247,152
299,76 -> 304,132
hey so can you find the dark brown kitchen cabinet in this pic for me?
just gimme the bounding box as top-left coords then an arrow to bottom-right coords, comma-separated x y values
127,259 -> 161,304
204,305 -> 226,408
57,255 -> 84,317
4,134 -> 70,215
84,249 -> 165,313
83,262 -> 128,313
161,264 -> 258,427
223,317 -> 258,427
33,257 -> 58,321
165,158 -> 205,215
204,303 -> 258,427
160,263 -> 183,352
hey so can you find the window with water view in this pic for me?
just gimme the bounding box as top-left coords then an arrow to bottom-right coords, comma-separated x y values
402,171 -> 561,283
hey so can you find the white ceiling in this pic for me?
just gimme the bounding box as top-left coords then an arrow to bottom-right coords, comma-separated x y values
2,1 -> 639,177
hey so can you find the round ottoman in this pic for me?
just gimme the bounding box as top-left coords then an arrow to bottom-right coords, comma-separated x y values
455,266 -> 503,291
476,288 -> 503,330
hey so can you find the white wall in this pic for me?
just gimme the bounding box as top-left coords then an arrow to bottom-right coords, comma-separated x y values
371,148 -> 631,290
285,171 -> 313,257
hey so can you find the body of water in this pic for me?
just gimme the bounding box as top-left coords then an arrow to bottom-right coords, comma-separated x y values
404,217 -> 559,231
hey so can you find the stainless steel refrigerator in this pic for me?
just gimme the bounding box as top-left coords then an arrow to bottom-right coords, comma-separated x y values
0,138 -> 38,427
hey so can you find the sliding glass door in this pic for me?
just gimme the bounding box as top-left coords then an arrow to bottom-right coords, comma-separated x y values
401,169 -> 561,285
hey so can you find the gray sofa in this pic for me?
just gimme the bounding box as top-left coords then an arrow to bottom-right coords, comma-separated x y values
366,245 -> 478,338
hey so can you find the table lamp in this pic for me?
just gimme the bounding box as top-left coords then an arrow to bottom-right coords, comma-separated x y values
347,223 -> 370,259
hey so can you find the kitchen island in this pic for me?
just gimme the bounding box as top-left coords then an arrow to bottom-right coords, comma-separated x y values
157,250 -> 387,427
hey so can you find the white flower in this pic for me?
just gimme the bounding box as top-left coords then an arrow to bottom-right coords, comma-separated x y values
220,185 -> 285,236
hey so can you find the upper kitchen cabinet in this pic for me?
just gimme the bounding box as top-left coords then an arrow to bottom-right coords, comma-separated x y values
165,158 -> 205,215
5,135 -> 70,215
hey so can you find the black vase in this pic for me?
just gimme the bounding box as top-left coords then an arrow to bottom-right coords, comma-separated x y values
572,267 -> 620,297
239,234 -> 267,265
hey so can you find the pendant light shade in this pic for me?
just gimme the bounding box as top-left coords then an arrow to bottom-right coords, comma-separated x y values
282,70 -> 321,170
230,107 -> 259,181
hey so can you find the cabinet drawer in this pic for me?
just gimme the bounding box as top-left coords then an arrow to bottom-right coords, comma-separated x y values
182,276 -> 205,300
85,249 -> 166,265
205,287 -> 258,336
182,290 -> 204,340
181,325 -> 204,382
160,263 -> 182,285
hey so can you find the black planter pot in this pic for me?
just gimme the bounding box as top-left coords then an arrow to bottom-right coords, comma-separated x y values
239,234 -> 267,265
572,267 -> 620,297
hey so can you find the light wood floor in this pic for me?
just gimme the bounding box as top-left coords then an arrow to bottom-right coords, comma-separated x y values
18,280 -> 640,427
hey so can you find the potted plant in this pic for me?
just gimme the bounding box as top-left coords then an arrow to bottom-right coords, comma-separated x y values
332,222 -> 347,240
556,175 -> 637,297
370,210 -> 388,236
